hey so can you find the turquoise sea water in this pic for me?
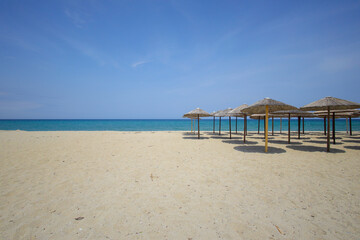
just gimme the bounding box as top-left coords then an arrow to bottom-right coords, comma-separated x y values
0,118 -> 359,131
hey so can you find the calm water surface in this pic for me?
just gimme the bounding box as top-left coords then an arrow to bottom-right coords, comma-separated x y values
0,119 -> 359,131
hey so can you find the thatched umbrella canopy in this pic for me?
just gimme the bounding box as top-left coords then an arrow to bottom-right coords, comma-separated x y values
229,104 -> 248,116
315,109 -> 360,114
243,98 -> 297,152
229,104 -> 249,141
273,110 -> 314,143
215,108 -> 233,138
183,108 -> 211,139
300,96 -> 360,152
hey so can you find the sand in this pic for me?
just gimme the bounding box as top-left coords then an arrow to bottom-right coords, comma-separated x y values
0,130 -> 359,239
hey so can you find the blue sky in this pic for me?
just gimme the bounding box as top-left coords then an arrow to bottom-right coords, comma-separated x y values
1,0 -> 360,119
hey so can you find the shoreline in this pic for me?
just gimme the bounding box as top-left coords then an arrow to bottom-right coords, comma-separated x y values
1,130 -> 359,133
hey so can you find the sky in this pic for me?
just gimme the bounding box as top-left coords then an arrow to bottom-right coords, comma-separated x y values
0,0 -> 360,119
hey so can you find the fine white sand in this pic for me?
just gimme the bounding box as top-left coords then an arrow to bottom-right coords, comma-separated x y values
0,130 -> 359,239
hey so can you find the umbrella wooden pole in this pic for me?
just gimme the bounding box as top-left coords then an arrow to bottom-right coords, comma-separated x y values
257,118 -> 260,134
197,115 -> 200,139
191,119 -> 193,133
346,117 -> 348,134
246,115 -> 248,136
219,117 -> 221,135
332,112 -> 335,144
327,108 -> 330,152
297,116 -> 301,139
243,115 -> 247,143
245,114 -> 247,136
288,113 -> 291,144
236,117 -> 238,134
265,106 -> 269,152
229,117 -> 232,139
280,117 -> 282,134
271,116 -> 274,136
324,117 -> 326,136
213,116 -> 215,134
302,117 -> 305,134
350,117 -> 352,136
263,117 -> 265,138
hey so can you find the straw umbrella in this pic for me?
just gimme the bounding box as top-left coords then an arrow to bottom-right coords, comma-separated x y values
229,104 -> 248,142
215,108 -> 233,138
243,98 -> 297,152
183,108 -> 211,139
301,97 -> 360,152
273,110 -> 314,143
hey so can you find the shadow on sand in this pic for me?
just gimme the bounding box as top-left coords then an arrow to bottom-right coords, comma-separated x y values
210,135 -> 234,139
182,136 -> 209,140
250,136 -> 274,140
344,145 -> 360,150
264,139 -> 302,145
222,140 -> 257,145
182,132 -> 197,136
317,136 -> 342,140
233,145 -> 286,154
342,140 -> 360,144
286,145 -> 345,153
303,140 -> 344,145
348,136 -> 360,139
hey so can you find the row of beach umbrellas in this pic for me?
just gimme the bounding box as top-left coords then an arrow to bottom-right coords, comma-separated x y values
183,96 -> 360,152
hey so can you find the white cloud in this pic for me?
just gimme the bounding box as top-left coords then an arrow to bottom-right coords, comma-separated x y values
132,60 -> 150,68
65,9 -> 86,28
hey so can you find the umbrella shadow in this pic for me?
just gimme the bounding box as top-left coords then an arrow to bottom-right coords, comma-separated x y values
304,140 -> 344,145
342,140 -> 360,143
297,137 -> 311,140
317,136 -> 342,140
205,132 -> 219,135
344,145 -> 360,150
348,136 -> 360,139
264,139 -> 302,145
182,132 -> 197,136
182,136 -> 209,140
233,145 -> 286,154
286,145 -> 345,153
249,136 -> 274,140
210,135 -> 231,139
222,140 -> 257,145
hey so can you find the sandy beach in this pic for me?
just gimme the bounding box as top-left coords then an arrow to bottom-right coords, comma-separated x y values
0,130 -> 359,239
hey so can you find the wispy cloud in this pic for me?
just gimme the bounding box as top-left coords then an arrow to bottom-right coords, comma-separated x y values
65,9 -> 87,28
132,60 -> 150,68
0,34 -> 39,52
60,36 -> 108,66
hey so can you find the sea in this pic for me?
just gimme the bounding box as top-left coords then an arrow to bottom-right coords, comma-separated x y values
0,118 -> 359,132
